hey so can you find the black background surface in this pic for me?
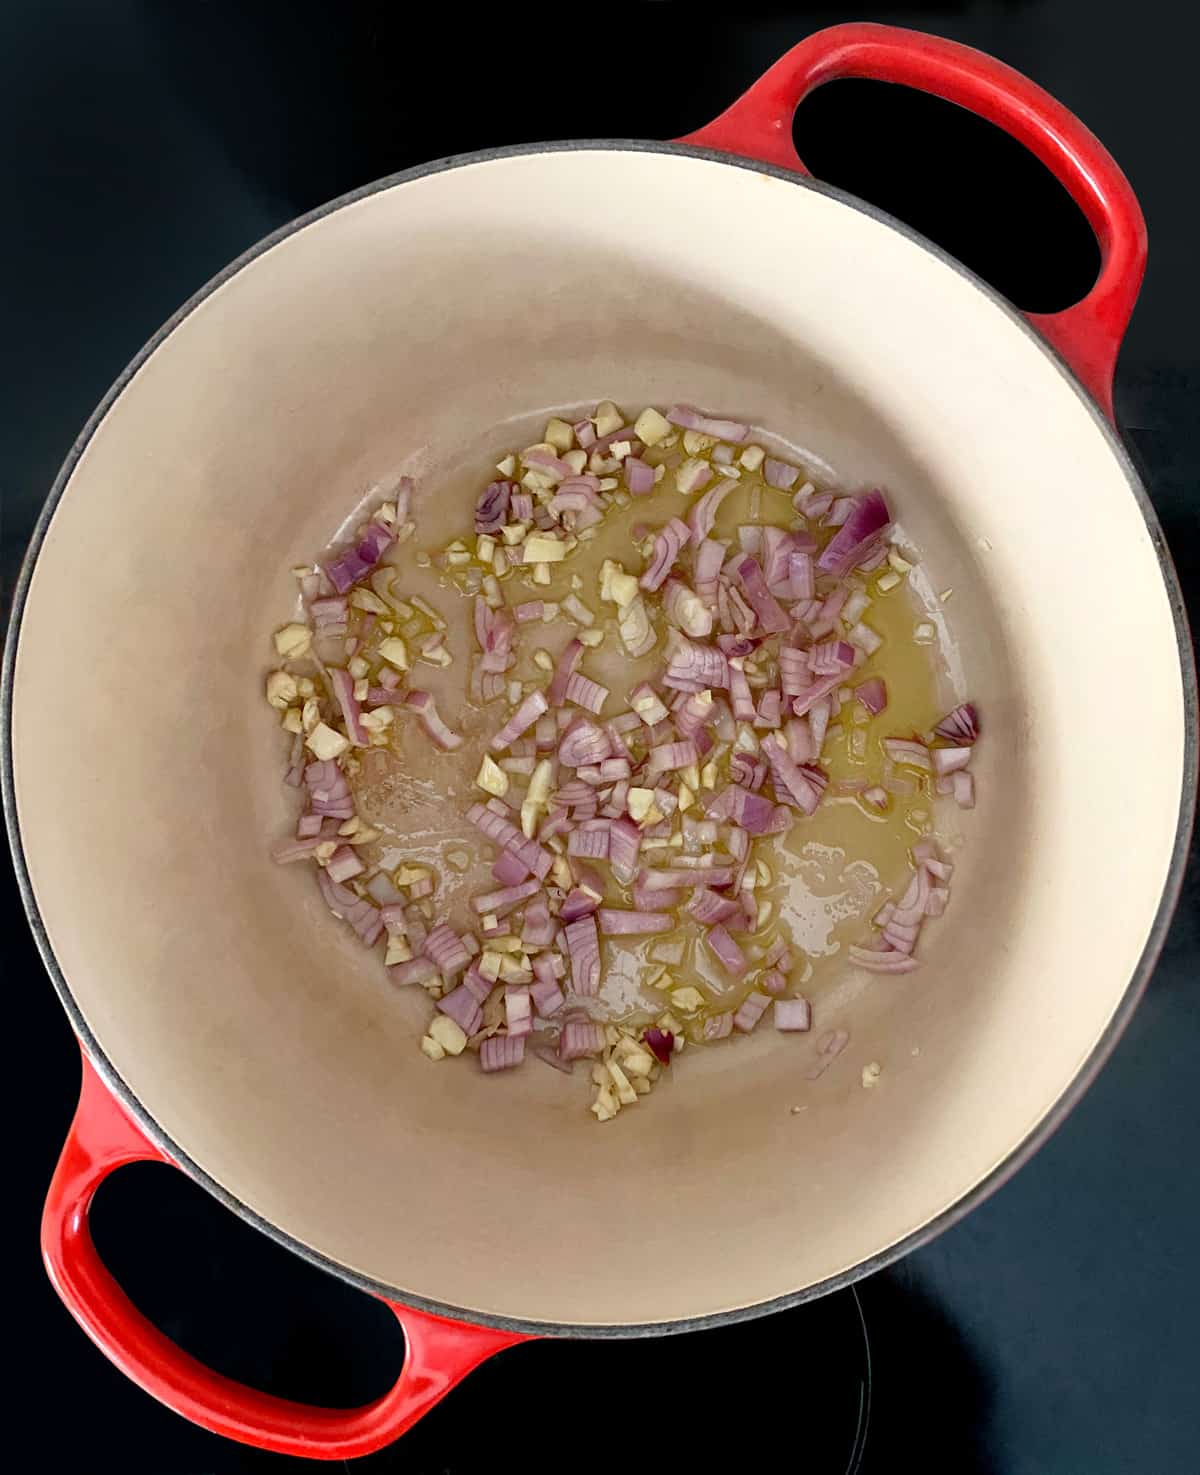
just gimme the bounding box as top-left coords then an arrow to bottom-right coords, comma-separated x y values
3,3 -> 1198,1472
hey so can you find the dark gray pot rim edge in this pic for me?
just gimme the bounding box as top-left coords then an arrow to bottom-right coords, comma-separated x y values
3,138 -> 1197,1342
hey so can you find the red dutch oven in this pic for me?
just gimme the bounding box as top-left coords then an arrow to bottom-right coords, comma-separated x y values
4,24 -> 1195,1460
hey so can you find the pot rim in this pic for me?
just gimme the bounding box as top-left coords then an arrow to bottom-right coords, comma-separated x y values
4,138 -> 1196,1339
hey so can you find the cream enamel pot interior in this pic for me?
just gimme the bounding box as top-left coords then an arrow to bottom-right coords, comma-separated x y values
5,24 -> 1195,1462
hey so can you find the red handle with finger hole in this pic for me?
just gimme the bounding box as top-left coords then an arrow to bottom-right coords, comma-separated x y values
42,1050 -> 529,1460
677,22 -> 1146,420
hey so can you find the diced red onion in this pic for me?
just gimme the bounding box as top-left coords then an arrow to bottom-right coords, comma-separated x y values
630,682 -> 668,726
505,987 -> 533,1038
694,539 -> 726,603
817,490 -> 892,576
643,1027 -> 675,1065
597,909 -> 672,935
664,637 -> 728,692
932,746 -> 972,776
762,458 -> 800,491
405,689 -> 463,750
625,457 -> 656,495
706,924 -> 748,978
952,771 -> 976,809
883,738 -> 932,770
548,639 -> 585,705
388,956 -> 438,986
324,518 -> 396,593
560,1015 -> 605,1061
733,557 -> 790,633
667,404 -> 749,442
763,734 -> 824,815
325,845 -> 364,883
424,923 -> 471,977
437,984 -> 483,1034
687,478 -> 736,545
790,671 -> 846,719
855,678 -> 888,715
329,667 -> 369,747
559,718 -> 611,768
565,672 -> 609,715
475,480 -> 513,533
480,1034 -> 526,1072
568,819 -> 611,859
593,822 -> 635,892
645,740 -> 698,780
733,990 -> 770,1032
774,998 -> 812,1031
471,879 -> 540,917
564,915 -> 601,995
703,1012 -> 734,1041
935,702 -> 980,744
809,639 -> 856,676
676,459 -> 713,496
641,517 -> 690,591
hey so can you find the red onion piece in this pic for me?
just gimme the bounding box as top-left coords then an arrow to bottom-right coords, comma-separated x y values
855,678 -> 888,715
733,990 -> 770,1032
694,538 -> 726,604
491,692 -> 549,752
645,740 -> 698,780
404,689 -> 463,750
475,480 -> 513,533
817,490 -> 892,576
548,639 -> 585,706
664,637 -> 728,692
932,746 -> 972,776
763,458 -> 800,491
564,915 -> 601,995
643,1027 -> 675,1065
324,518 -> 396,594
641,517 -> 690,592
424,924 -> 471,978
666,405 -> 749,442
774,997 -> 812,1031
325,845 -> 364,883
734,556 -> 790,633
480,1034 -> 526,1072
763,734 -> 824,815
935,702 -> 980,744
883,738 -> 932,770
388,956 -> 438,986
505,987 -> 533,1038
706,924 -> 749,978
808,639 -> 856,676
952,770 -> 976,809
437,984 -> 483,1034
559,718 -> 611,768
329,668 -> 369,747
607,817 -> 642,885
791,671 -> 849,719
471,879 -> 541,917
625,457 -> 656,495
597,909 -> 673,935
568,820 -> 611,859
560,1016 -> 605,1061
565,672 -> 610,715
687,478 -> 737,545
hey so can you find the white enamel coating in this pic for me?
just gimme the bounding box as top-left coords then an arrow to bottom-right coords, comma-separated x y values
10,148 -> 1188,1326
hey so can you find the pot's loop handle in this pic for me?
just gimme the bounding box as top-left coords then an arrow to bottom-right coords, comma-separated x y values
677,21 -> 1146,421
42,1051 -> 527,1460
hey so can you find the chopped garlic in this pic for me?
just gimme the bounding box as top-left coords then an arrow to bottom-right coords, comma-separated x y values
563,449 -> 588,475
500,522 -> 528,547
888,549 -> 914,574
533,649 -> 554,671
627,788 -> 657,823
680,762 -> 701,792
677,783 -> 695,812
281,707 -> 303,734
593,400 -> 623,436
496,453 -> 516,477
699,761 -> 718,788
361,705 -> 394,734
740,444 -> 766,471
350,588 -> 389,614
297,677 -> 316,698
550,855 -> 573,890
273,623 -> 312,659
633,406 -> 671,445
682,429 -> 717,455
384,934 -> 412,966
353,677 -> 369,701
528,759 -> 554,806
305,722 -> 349,760
544,417 -> 574,452
498,955 -> 531,983
378,636 -> 409,670
591,1084 -> 619,1121
563,594 -> 594,626
862,1061 -> 882,1089
479,951 -> 502,983
476,534 -> 497,564
524,535 -> 567,563
621,1047 -> 656,1079
429,1014 -> 468,1056
671,986 -> 706,1013
265,670 -> 298,709
348,656 -> 369,680
877,571 -> 902,592
420,1035 -> 446,1061
578,627 -> 604,648
606,1058 -> 639,1106
475,755 -> 509,797
914,622 -> 936,644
